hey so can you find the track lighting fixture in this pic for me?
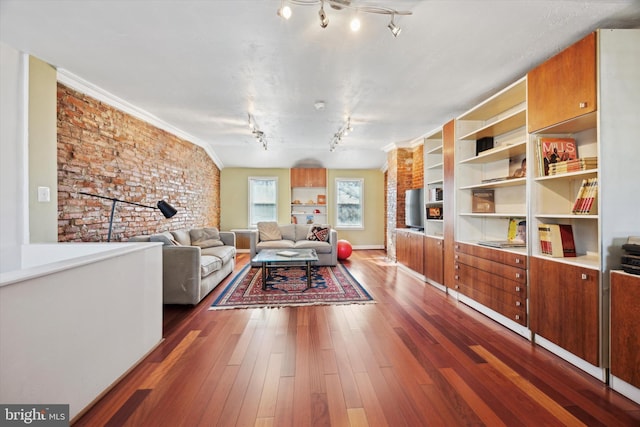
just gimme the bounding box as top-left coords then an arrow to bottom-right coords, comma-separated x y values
318,2 -> 329,28
248,113 -> 268,150
388,15 -> 401,37
277,0 -> 411,37
277,0 -> 292,19
350,16 -> 361,32
329,117 -> 352,151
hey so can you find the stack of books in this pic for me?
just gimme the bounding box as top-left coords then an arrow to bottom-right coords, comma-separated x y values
571,177 -> 598,214
548,157 -> 598,175
538,223 -> 576,257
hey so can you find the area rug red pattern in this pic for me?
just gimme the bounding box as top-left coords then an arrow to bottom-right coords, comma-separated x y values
210,263 -> 374,310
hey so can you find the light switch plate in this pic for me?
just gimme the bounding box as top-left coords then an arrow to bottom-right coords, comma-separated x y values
37,186 -> 50,202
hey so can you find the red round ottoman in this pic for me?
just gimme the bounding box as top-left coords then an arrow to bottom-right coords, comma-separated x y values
337,239 -> 353,260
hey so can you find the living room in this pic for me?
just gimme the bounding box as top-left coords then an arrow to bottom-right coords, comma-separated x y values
2,1 -> 640,425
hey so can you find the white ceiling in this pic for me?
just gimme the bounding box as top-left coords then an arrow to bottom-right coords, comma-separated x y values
2,0 -> 639,170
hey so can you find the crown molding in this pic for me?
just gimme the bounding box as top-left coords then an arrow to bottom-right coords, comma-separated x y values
56,69 -> 224,169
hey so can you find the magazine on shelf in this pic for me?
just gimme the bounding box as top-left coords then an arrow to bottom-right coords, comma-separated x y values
536,137 -> 577,176
478,217 -> 526,248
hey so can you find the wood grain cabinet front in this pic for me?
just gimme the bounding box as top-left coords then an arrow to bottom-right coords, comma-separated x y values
527,31 -> 596,133
610,270 -> 640,388
454,242 -> 527,326
529,256 -> 599,366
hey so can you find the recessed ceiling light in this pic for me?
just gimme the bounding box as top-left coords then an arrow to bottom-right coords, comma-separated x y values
314,101 -> 326,111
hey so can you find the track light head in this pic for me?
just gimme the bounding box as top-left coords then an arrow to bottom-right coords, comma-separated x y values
350,16 -> 361,32
278,5 -> 292,19
319,5 -> 329,28
388,16 -> 401,37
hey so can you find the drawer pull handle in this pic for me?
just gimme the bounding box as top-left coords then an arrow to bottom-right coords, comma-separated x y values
515,315 -> 521,320
454,275 -> 459,280
454,265 -> 459,270
455,244 -> 459,249
455,254 -> 459,259
579,102 -> 588,109
515,273 -> 521,279
515,286 -> 521,292
455,285 -> 460,289
581,273 -> 588,280
515,258 -> 521,264
515,301 -> 522,307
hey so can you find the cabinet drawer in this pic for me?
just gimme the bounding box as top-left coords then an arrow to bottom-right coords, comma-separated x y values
455,252 -> 526,284
454,281 -> 527,326
455,241 -> 527,268
456,263 -> 526,297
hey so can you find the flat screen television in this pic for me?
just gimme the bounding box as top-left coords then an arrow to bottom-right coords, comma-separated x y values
405,188 -> 424,230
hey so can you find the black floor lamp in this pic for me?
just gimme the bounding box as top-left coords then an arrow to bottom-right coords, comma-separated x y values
79,192 -> 177,241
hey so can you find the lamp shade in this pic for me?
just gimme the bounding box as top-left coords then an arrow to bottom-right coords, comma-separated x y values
157,200 -> 177,218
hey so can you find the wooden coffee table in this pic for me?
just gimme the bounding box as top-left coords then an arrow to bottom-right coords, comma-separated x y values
251,249 -> 319,291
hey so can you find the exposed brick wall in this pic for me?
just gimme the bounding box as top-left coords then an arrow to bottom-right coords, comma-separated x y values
57,83 -> 220,242
396,148 -> 413,230
412,145 -> 424,188
386,150 -> 398,260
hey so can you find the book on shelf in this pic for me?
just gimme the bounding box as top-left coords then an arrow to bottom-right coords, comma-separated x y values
571,177 -> 598,214
471,189 -> 495,213
508,155 -> 527,179
478,217 -> 526,248
548,157 -> 597,175
429,187 -> 443,202
538,223 -> 576,257
536,137 -> 578,176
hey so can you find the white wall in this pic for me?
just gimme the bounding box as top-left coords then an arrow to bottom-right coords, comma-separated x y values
0,42 -> 28,272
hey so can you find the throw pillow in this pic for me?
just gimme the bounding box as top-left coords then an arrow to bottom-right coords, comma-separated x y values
190,227 -> 224,248
257,221 -> 282,241
150,231 -> 181,246
307,225 -> 330,242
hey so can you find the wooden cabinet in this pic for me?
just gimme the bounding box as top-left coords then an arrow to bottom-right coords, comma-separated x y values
291,168 -> 326,187
424,236 -> 443,285
527,32 -> 596,133
454,242 -> 527,326
610,270 -> 640,389
396,229 -> 424,274
529,257 -> 599,365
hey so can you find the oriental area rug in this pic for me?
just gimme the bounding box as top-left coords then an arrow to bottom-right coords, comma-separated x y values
210,263 -> 374,310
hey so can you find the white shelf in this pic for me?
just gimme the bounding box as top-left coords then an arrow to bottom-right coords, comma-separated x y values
459,212 -> 527,218
459,177 -> 526,190
459,141 -> 527,164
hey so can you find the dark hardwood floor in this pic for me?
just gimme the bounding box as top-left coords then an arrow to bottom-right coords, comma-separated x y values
74,250 -> 640,426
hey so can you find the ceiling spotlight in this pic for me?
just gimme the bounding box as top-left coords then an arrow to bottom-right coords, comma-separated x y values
350,16 -> 361,32
277,1 -> 292,19
319,3 -> 329,28
388,16 -> 401,37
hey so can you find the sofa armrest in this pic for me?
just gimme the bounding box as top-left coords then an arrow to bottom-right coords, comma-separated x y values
249,230 -> 259,257
219,231 -> 236,248
162,245 -> 201,305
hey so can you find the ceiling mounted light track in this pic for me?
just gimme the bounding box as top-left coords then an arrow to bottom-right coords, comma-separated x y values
248,113 -> 268,150
329,117 -> 352,152
278,0 -> 411,36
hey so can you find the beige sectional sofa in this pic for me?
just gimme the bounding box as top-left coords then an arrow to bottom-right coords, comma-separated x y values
249,222 -> 337,267
130,227 -> 236,305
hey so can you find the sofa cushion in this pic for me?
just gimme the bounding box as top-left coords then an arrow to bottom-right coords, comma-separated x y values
257,221 -> 282,241
171,229 -> 192,246
128,235 -> 151,242
307,225 -> 330,242
201,245 -> 236,265
256,240 -> 295,250
200,255 -> 222,278
150,231 -> 180,246
294,240 -> 332,253
190,227 -> 224,248
295,224 -> 311,241
280,224 -> 296,241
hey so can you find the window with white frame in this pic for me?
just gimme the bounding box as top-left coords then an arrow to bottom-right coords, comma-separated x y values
335,178 -> 364,229
249,177 -> 278,227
